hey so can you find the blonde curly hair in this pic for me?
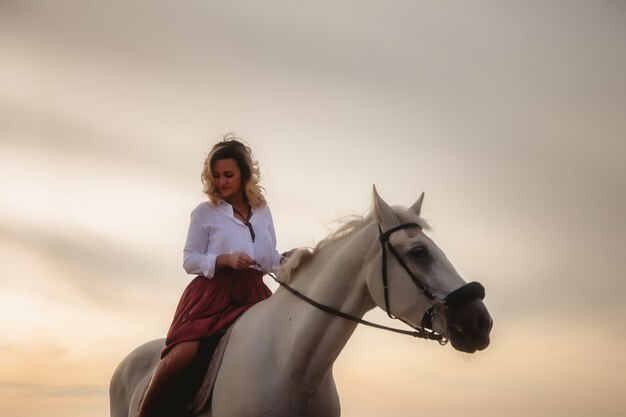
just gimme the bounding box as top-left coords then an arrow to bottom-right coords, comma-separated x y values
201,133 -> 267,207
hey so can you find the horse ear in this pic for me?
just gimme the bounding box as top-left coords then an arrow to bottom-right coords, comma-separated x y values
409,192 -> 425,216
372,185 -> 399,230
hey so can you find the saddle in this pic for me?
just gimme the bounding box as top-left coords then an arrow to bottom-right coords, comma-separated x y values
176,324 -> 235,415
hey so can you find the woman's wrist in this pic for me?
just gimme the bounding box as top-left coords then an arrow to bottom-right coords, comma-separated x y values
215,254 -> 232,270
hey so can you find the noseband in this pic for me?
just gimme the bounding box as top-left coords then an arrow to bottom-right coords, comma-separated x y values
378,222 -> 485,338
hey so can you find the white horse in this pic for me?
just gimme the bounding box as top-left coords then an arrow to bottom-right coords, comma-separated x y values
110,188 -> 492,417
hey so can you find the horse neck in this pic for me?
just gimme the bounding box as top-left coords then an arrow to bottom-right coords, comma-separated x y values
276,222 -> 379,377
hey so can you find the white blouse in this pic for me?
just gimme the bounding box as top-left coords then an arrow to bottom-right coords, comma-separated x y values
183,200 -> 282,278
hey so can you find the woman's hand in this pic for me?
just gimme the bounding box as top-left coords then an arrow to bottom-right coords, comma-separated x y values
280,248 -> 298,264
227,252 -> 255,270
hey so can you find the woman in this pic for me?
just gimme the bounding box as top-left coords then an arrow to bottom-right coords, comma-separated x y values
138,134 -> 284,417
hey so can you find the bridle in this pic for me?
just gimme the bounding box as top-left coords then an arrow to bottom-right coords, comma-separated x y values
378,222 -> 486,341
262,222 -> 486,345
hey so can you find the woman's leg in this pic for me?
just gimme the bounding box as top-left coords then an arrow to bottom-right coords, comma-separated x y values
137,341 -> 199,417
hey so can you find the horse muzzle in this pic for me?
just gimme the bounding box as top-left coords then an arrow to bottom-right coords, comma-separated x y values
444,298 -> 493,353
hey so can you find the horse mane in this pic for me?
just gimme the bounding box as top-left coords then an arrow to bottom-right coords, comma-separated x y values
278,247 -> 315,283
279,207 -> 430,283
279,214 -> 370,283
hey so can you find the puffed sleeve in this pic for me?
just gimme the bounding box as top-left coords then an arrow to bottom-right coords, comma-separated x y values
183,205 -> 218,278
267,206 -> 283,273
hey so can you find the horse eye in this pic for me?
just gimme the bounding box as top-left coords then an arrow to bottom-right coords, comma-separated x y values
409,246 -> 430,260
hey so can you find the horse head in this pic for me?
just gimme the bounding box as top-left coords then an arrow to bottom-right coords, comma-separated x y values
367,187 -> 492,353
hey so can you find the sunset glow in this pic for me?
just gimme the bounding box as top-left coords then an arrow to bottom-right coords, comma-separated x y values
1,1 -> 625,417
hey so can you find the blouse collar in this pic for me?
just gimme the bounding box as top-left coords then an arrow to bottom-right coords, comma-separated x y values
215,199 -> 256,224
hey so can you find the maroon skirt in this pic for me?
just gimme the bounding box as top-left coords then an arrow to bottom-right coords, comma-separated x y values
161,267 -> 272,358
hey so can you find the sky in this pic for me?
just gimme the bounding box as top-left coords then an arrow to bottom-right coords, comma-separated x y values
1,1 -> 625,416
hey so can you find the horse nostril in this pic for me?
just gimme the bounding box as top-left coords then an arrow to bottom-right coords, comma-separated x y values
476,313 -> 492,333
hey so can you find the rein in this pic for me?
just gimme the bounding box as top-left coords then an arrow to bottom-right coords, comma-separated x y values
256,221 -> 485,345
263,269 -> 445,342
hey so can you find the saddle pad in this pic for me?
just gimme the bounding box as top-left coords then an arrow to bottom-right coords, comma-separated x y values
191,323 -> 235,413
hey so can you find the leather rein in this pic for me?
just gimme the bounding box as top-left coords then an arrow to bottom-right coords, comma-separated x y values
262,222 -> 485,345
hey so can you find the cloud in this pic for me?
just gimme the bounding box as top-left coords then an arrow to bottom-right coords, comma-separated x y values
0,221 -> 176,310
0,381 -> 106,398
0,99 -> 191,179
0,379 -> 109,417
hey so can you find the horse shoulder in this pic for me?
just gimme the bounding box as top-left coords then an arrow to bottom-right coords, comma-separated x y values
211,296 -> 340,417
